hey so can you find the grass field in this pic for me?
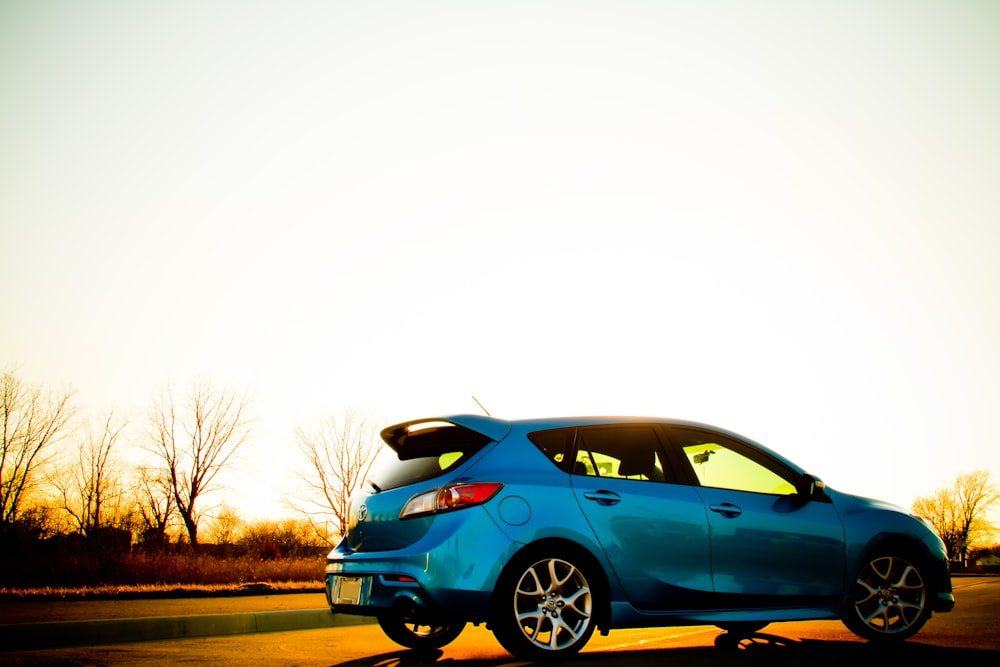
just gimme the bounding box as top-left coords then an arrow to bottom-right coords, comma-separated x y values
0,550 -> 327,600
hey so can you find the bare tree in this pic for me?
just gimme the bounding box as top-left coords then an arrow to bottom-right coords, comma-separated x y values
913,469 -> 1000,567
135,466 -> 175,548
51,411 -> 130,536
206,504 -> 243,546
289,407 -> 383,541
146,381 -> 253,549
0,371 -> 76,539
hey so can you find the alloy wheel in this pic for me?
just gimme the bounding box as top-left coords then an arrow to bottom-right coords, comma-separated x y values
512,557 -> 593,653
850,555 -> 928,638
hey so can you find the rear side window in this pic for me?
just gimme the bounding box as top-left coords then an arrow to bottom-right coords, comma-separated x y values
527,428 -> 576,472
370,423 -> 494,491
574,426 -> 667,482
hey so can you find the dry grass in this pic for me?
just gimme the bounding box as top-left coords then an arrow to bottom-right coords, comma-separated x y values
114,551 -> 326,586
0,550 -> 327,599
0,580 -> 322,602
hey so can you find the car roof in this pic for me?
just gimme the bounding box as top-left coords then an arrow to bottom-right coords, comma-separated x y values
380,414 -> 806,475
385,414 -> 746,441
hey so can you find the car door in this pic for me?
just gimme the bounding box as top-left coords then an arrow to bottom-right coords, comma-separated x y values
668,427 -> 846,603
569,425 -> 714,611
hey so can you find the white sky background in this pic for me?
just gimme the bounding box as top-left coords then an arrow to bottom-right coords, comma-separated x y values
2,1 -> 999,522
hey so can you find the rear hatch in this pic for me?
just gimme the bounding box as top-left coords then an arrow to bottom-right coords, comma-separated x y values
345,415 -> 510,552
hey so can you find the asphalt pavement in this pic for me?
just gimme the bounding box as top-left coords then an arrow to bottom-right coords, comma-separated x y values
0,592 -> 374,651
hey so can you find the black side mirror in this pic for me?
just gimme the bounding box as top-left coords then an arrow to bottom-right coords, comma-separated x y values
796,473 -> 825,499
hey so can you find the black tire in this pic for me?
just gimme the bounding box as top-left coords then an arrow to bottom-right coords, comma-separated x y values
841,552 -> 931,642
376,611 -> 465,650
491,552 -> 597,660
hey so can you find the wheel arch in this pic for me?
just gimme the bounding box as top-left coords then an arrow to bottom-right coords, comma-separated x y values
846,532 -> 938,600
489,537 -> 613,633
841,533 -> 939,642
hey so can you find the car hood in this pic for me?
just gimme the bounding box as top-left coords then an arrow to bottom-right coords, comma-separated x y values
827,487 -> 937,537
829,488 -> 909,514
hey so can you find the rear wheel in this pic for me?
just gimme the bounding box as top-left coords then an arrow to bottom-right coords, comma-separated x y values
842,552 -> 931,642
491,553 -> 597,660
376,611 -> 465,650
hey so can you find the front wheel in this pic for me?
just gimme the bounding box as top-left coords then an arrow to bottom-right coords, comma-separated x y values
376,611 -> 465,650
491,553 -> 597,660
842,553 -> 931,642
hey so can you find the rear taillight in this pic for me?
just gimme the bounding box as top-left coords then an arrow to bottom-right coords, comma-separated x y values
399,482 -> 504,519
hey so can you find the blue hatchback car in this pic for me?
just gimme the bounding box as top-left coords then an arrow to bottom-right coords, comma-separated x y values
325,415 -> 954,659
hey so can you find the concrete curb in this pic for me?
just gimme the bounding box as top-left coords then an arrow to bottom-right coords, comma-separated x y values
0,609 -> 375,651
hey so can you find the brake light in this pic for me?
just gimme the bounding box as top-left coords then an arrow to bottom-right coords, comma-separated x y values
399,482 -> 504,519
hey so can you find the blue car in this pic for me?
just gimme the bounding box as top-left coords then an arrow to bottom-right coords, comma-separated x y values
325,415 -> 954,659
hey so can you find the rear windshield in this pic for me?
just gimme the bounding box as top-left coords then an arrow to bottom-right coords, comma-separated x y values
369,423 -> 495,491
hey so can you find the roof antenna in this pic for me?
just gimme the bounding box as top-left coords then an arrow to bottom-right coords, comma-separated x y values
472,395 -> 491,416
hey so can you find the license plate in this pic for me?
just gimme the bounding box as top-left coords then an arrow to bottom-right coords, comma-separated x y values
333,576 -> 364,605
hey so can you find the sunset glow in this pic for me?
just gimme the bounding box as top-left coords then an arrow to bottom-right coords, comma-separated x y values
2,1 -> 998,522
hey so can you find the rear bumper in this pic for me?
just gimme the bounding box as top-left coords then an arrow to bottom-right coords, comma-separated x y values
325,571 -> 491,624
325,506 -> 516,623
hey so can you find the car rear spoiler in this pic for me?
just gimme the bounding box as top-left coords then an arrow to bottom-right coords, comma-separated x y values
380,414 -> 512,451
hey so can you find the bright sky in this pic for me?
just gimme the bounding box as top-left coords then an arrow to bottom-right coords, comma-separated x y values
2,1 -> 999,523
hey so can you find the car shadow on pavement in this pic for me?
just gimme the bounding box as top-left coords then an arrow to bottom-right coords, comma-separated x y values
328,633 -> 998,667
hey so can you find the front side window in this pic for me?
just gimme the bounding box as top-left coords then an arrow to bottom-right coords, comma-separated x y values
572,426 -> 667,482
671,428 -> 796,495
